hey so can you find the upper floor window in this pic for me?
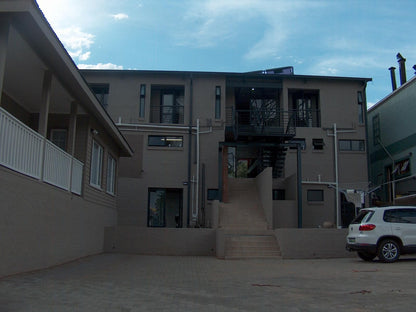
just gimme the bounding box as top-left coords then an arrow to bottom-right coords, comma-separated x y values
90,84 -> 109,109
50,129 -> 67,151
339,139 -> 365,152
307,189 -> 324,202
215,86 -> 221,119
139,84 -> 146,118
150,86 -> 184,124
289,90 -> 320,127
372,114 -> 380,145
357,91 -> 364,124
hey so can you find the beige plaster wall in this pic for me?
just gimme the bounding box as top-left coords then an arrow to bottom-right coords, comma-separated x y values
0,166 -> 117,277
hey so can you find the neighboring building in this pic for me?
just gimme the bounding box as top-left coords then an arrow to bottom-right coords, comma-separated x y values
0,0 -> 133,276
368,55 -> 416,206
81,67 -> 371,232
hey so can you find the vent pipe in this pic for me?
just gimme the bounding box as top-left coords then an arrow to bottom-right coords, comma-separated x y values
396,53 -> 407,85
413,64 -> 416,75
388,67 -> 397,91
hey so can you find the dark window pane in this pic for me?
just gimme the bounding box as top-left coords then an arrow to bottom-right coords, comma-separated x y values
307,189 -> 324,201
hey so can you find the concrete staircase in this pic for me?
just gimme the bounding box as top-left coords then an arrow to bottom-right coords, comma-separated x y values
219,178 -> 281,259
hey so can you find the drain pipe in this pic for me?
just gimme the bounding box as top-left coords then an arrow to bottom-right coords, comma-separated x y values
187,74 -> 193,227
191,119 -> 200,224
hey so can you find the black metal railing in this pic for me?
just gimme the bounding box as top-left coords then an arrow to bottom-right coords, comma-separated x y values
288,109 -> 321,128
226,108 -> 296,138
150,105 -> 184,124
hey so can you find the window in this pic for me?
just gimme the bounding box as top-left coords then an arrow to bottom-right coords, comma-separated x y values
215,86 -> 221,119
150,86 -> 184,124
357,91 -> 364,124
148,135 -> 183,147
106,154 -> 116,195
393,158 -> 411,178
148,188 -> 182,228
289,138 -> 306,150
372,114 -> 380,145
90,140 -> 103,188
312,138 -> 324,150
50,129 -> 67,151
307,189 -> 324,202
139,84 -> 146,118
207,189 -> 219,200
339,140 -> 365,151
384,209 -> 416,224
289,90 -> 320,127
90,84 -> 109,109
273,189 -> 285,200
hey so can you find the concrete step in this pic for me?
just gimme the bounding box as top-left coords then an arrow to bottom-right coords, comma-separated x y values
224,234 -> 282,259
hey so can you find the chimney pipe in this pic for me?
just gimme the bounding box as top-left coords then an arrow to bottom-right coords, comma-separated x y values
396,53 -> 407,85
388,67 -> 397,91
413,64 -> 416,75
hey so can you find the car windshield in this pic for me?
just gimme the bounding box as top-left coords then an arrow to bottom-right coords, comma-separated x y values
351,210 -> 374,224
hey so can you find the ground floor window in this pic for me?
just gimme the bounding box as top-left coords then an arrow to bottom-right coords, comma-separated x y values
90,140 -> 103,188
148,188 -> 182,228
106,154 -> 116,195
307,189 -> 324,202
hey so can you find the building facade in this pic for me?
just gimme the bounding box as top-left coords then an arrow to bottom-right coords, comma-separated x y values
368,58 -> 416,205
81,68 -> 371,230
0,0 -> 133,276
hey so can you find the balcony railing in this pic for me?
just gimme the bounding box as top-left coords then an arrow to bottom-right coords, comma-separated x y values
288,109 -> 321,128
225,108 -> 296,139
0,106 -> 83,195
150,105 -> 184,124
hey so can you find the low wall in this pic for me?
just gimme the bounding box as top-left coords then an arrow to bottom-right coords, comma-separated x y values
0,167 -> 116,277
105,226 -> 216,256
275,228 -> 353,259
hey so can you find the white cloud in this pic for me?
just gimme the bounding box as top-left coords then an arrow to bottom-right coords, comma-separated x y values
56,27 -> 94,61
112,13 -> 129,21
78,63 -> 124,70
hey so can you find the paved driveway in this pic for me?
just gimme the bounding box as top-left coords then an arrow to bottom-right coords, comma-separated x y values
1,254 -> 415,311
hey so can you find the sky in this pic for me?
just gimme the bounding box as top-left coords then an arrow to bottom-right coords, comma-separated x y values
37,0 -> 416,107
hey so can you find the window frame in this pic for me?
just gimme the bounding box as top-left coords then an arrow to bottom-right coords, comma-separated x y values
339,139 -> 365,152
307,189 -> 324,202
215,86 -> 221,119
90,83 -> 109,109
90,140 -> 104,189
312,138 -> 325,150
106,153 -> 116,195
50,129 -> 67,151
139,84 -> 146,118
148,135 -> 184,148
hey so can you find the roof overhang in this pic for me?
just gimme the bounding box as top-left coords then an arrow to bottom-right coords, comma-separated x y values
0,0 -> 133,157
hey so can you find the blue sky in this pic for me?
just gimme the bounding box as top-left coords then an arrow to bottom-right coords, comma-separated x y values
37,0 -> 415,107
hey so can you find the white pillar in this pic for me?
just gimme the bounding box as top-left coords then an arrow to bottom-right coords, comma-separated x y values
38,70 -> 52,136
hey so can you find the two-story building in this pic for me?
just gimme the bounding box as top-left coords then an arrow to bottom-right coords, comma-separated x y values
368,54 -> 416,205
0,0 -> 133,276
81,67 -> 371,240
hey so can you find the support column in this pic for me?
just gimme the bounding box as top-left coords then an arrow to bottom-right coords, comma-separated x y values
297,143 -> 303,228
222,145 -> 229,203
0,18 -> 11,106
68,101 -> 78,155
38,70 -> 52,136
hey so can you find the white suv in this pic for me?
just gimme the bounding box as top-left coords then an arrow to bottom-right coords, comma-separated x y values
346,206 -> 416,262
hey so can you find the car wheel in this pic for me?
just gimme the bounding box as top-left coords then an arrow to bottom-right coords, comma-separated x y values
357,252 -> 376,262
378,239 -> 400,263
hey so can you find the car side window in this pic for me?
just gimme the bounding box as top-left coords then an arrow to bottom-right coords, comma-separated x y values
384,209 -> 416,224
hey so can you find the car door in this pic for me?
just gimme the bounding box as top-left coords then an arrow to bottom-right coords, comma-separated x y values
389,208 -> 416,247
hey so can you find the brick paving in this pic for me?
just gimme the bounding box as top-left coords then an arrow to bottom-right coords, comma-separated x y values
1,254 -> 416,311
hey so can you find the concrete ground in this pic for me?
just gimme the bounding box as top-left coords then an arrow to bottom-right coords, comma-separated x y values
1,254 -> 416,312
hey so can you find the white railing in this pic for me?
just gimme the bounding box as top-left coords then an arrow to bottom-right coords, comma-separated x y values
0,106 -> 83,195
